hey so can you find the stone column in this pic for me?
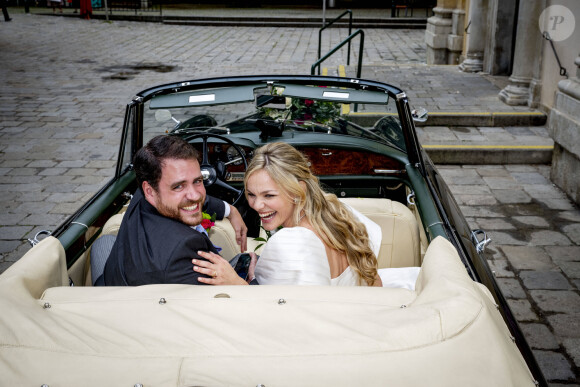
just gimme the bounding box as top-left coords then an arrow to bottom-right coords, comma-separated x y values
447,8 -> 465,65
549,56 -> 580,204
459,0 -> 487,72
498,0 -> 545,105
425,6 -> 453,64
528,0 -> 548,107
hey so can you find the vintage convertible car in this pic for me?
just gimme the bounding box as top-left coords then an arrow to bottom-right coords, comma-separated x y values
0,75 -> 546,386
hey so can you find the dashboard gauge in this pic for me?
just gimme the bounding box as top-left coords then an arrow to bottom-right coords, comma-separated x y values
226,146 -> 245,165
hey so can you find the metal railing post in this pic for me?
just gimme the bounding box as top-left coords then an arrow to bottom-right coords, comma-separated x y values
311,29 -> 365,78
317,10 -> 353,74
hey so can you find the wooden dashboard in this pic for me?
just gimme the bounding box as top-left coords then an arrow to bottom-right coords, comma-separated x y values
298,147 -> 406,176
194,143 -> 407,178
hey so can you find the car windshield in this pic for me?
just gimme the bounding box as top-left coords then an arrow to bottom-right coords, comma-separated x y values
142,83 -> 406,151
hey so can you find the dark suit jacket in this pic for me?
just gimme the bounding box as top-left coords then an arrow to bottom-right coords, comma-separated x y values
102,190 -> 226,286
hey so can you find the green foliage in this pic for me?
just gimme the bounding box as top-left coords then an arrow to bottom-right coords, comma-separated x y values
253,225 -> 283,252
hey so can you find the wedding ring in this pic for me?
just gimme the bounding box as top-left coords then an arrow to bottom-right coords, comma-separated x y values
213,271 -> 218,278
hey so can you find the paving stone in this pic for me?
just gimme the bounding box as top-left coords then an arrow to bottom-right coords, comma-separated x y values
558,210 -> 580,223
437,168 -> 485,185
476,217 -> 515,230
520,271 -> 572,290
520,323 -> 560,350
0,226 -> 34,240
562,223 -> 580,245
38,167 -> 69,176
501,246 -> 555,271
511,172 -> 551,185
488,231 -> 528,245
545,246 -> 580,263
85,160 -> 117,169
523,184 -> 566,199
558,262 -> 580,279
26,160 -> 58,168
529,231 -> 572,246
0,213 -> 27,226
0,242 -> 32,263
15,201 -> 57,215
487,259 -> 515,278
54,160 -> 89,168
483,176 -> 521,190
459,206 -> 504,218
6,167 -> 38,176
496,278 -> 527,298
506,299 -> 539,321
529,290 -> 580,314
532,350 -> 576,382
444,184 -> 492,195
536,197 -> 577,211
562,338 -> 580,369
492,189 -> 532,204
512,216 -> 550,228
20,214 -> 68,229
45,192 -> 87,203
453,194 -> 498,206
547,313 -> 580,338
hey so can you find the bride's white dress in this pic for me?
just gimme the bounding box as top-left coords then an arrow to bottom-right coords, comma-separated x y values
254,207 -> 420,289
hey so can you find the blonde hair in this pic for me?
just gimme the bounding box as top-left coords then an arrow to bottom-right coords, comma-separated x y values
244,142 -> 378,286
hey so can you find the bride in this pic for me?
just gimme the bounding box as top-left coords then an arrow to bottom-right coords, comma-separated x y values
193,142 -> 418,288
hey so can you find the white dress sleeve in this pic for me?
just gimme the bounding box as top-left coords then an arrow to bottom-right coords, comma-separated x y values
254,227 -> 331,285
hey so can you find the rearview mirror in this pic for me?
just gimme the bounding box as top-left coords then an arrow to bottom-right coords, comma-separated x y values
154,109 -> 173,122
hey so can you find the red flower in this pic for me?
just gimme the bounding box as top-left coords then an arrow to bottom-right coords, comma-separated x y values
303,112 -> 313,120
304,99 -> 314,107
201,218 -> 215,231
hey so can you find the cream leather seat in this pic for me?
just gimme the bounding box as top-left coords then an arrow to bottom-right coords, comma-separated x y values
87,197 -> 421,285
339,198 -> 421,268
211,198 -> 422,268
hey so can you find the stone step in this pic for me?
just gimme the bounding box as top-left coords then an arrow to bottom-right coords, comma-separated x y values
346,111 -> 552,164
161,16 -> 427,29
349,112 -> 547,128
422,144 -> 553,165
419,126 -> 554,165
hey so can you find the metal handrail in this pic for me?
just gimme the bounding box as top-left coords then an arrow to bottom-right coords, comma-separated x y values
311,29 -> 365,79
318,10 -> 353,66
542,31 -> 568,78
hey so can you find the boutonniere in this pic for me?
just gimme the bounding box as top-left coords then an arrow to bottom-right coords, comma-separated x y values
201,212 -> 216,233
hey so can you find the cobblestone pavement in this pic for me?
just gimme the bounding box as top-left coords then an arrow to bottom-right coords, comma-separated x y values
1,13 -> 579,385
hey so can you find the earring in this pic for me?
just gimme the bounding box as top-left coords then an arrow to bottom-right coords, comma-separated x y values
293,197 -> 299,204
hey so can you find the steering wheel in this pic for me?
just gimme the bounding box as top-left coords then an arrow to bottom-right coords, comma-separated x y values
183,133 -> 248,206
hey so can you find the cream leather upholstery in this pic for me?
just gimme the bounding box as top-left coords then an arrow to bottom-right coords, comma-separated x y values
87,197 -> 421,279
207,218 -> 244,260
213,198 -> 422,267
339,198 -> 421,268
0,236 -> 536,386
210,198 -> 422,268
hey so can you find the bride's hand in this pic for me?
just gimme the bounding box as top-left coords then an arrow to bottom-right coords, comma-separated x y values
193,251 -> 248,285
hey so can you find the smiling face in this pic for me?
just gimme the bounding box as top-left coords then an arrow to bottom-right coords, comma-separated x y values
246,169 -> 297,231
143,158 -> 206,227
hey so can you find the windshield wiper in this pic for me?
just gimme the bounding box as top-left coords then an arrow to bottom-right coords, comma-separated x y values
172,126 -> 230,135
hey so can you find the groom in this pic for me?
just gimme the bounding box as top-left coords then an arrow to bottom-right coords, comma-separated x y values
100,135 -> 247,286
